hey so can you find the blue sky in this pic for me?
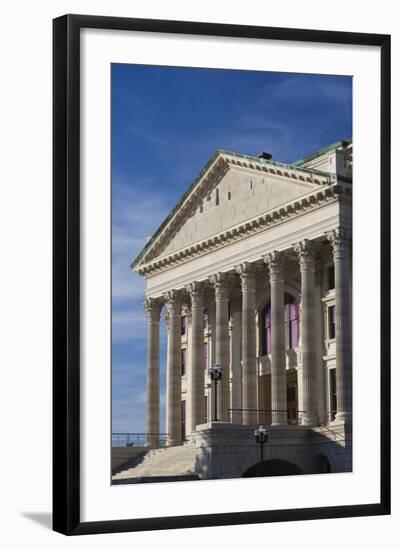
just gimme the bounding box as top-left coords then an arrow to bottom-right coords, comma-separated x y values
111,64 -> 352,434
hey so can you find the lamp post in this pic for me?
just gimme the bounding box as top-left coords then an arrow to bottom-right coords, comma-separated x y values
254,425 -> 268,477
209,364 -> 222,421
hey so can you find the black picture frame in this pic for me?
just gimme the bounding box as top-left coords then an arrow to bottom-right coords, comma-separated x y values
53,14 -> 391,535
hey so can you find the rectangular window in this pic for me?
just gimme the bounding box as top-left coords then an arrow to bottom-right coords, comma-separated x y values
181,348 -> 187,376
327,265 -> 335,290
329,369 -> 337,421
287,386 -> 296,403
204,341 -> 208,370
181,315 -> 187,336
328,305 -> 336,339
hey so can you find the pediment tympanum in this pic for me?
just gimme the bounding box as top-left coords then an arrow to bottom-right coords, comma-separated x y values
133,150 -> 335,271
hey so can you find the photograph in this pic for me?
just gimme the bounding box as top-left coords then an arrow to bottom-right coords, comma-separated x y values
110,64 -> 353,484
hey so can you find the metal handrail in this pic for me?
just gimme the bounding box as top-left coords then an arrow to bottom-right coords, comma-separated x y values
111,432 -> 169,448
228,408 -> 338,426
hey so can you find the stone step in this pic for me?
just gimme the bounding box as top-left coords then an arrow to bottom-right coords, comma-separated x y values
112,444 -> 198,481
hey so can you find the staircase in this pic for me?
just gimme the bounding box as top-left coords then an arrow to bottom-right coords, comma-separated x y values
112,443 -> 199,483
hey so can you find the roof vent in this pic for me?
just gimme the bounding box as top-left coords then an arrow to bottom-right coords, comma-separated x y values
257,152 -> 272,160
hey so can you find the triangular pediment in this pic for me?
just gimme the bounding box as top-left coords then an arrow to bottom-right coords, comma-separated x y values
132,150 -> 334,269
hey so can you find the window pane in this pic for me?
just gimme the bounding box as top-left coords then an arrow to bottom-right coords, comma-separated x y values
181,315 -> 187,335
328,306 -> 336,339
328,265 -> 335,290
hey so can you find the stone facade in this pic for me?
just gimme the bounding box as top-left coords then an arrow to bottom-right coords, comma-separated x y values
131,140 -> 353,478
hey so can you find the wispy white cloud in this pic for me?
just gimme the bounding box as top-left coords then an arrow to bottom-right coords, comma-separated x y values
258,75 -> 352,105
111,180 -> 170,302
112,391 -> 166,432
112,306 -> 147,343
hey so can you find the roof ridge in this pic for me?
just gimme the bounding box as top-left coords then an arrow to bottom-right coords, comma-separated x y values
292,138 -> 352,167
217,148 -> 337,178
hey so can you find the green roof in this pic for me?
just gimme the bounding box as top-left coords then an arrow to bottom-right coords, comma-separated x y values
131,148 -> 338,269
292,139 -> 352,167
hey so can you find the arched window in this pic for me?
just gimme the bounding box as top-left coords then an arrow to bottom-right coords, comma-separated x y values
262,293 -> 299,355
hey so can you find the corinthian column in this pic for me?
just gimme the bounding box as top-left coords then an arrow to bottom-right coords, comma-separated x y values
144,298 -> 162,447
209,273 -> 230,421
293,240 -> 318,426
264,252 -> 287,425
185,281 -> 205,432
163,290 -> 182,445
236,263 -> 257,425
326,228 -> 352,424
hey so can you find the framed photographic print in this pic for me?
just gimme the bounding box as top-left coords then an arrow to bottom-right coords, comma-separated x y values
53,14 -> 391,535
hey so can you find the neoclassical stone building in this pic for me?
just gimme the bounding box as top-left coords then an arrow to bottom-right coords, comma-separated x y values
128,139 -> 353,480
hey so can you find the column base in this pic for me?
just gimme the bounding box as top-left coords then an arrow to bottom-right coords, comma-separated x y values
145,438 -> 159,449
331,411 -> 352,425
166,439 -> 183,447
271,412 -> 287,425
300,412 -> 318,426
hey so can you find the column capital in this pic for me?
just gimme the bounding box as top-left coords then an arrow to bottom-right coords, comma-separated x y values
235,262 -> 257,292
143,297 -> 162,322
163,289 -> 182,315
293,239 -> 316,272
185,281 -> 205,307
326,227 -> 351,260
263,251 -> 285,281
209,272 -> 231,300
182,303 -> 192,326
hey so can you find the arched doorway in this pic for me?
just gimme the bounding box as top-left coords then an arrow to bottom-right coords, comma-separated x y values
242,459 -> 304,478
311,453 -> 331,474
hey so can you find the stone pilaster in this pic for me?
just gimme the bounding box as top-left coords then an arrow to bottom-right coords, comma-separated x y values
293,240 -> 318,426
264,251 -> 287,425
209,273 -> 230,421
163,289 -> 182,445
326,228 -> 352,424
144,298 -> 162,447
230,298 -> 242,424
185,281 -> 205,433
236,262 -> 257,425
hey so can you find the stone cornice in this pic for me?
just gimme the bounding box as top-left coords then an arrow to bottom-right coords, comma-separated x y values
136,183 -> 350,277
133,150 -> 340,271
